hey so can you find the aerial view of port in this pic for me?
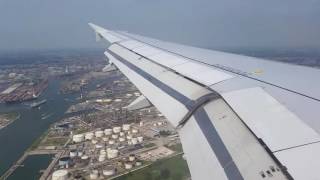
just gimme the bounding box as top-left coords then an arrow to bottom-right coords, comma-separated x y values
0,50 -> 190,180
1,0 -> 320,180
0,47 -> 319,180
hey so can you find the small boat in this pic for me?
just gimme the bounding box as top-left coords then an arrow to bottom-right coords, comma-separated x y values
41,113 -> 53,120
30,99 -> 47,108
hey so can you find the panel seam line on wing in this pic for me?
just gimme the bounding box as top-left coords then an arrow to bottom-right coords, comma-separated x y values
116,32 -> 320,102
106,48 -> 244,180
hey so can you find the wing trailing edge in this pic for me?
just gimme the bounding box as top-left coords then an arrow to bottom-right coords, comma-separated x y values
89,23 -> 320,180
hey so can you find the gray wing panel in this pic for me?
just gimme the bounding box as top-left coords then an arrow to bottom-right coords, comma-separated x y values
105,44 -> 287,180
119,31 -> 320,101
115,31 -> 320,179
104,45 -> 232,180
89,24 -> 320,179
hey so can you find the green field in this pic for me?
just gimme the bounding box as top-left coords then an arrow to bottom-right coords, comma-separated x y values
166,143 -> 183,152
41,137 -> 68,146
115,154 -> 190,180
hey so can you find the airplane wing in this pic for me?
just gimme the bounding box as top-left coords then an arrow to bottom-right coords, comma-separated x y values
89,23 -> 320,180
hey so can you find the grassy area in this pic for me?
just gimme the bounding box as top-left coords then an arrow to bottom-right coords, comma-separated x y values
115,154 -> 190,180
144,143 -> 156,148
73,127 -> 88,134
166,143 -> 183,153
27,129 -> 50,151
28,129 -> 70,150
41,137 -> 68,146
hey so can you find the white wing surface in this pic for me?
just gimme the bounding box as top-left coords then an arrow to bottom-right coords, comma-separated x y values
89,23 -> 320,180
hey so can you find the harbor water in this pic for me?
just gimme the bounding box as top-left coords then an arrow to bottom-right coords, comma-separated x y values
7,155 -> 53,180
0,78 -> 77,176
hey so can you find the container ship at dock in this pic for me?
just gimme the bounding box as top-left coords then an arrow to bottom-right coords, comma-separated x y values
0,79 -> 49,103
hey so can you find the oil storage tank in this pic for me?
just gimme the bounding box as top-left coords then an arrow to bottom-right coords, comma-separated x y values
52,169 -> 68,180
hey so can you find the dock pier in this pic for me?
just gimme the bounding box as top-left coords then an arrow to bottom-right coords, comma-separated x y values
0,150 -> 62,180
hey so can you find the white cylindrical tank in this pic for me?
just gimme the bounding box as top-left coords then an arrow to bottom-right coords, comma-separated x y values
91,139 -> 98,144
107,149 -> 119,159
78,151 -> 83,157
129,155 -> 135,161
95,144 -> 104,149
100,150 -> 107,155
85,132 -> 94,140
108,140 -> 115,145
131,138 -> 138,145
69,150 -> 77,158
132,129 -> 138,134
135,161 -> 142,166
124,162 -> 133,169
104,129 -> 112,135
119,137 -> 125,142
113,126 -> 121,133
72,134 -> 84,143
98,155 -> 106,162
81,155 -> 89,160
126,135 -> 132,140
111,134 -> 119,139
52,169 -> 68,180
122,124 -> 131,131
95,130 -> 104,138
89,170 -> 99,179
103,167 -> 115,176
137,136 -> 143,143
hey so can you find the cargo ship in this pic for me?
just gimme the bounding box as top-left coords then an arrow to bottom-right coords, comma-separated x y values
30,99 -> 47,108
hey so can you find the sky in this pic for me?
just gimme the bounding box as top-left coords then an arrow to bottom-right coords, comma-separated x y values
0,0 -> 319,51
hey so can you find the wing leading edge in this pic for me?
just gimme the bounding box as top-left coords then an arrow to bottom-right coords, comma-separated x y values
89,23 -> 320,180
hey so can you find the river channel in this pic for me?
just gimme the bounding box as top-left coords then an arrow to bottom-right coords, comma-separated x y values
0,78 -> 79,177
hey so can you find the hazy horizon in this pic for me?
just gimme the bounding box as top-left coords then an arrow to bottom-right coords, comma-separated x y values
0,0 -> 320,51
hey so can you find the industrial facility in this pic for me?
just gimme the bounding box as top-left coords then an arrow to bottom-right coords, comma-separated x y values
21,70 -> 183,180
47,109 -> 180,179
